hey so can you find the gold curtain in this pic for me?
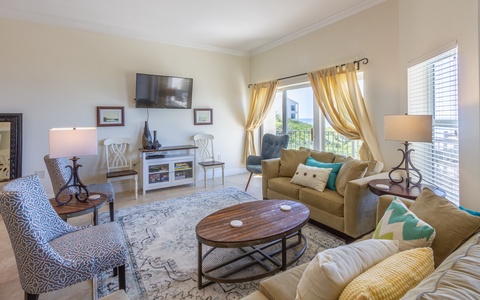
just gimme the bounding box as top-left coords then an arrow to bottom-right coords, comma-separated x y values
308,63 -> 383,162
244,80 -> 278,162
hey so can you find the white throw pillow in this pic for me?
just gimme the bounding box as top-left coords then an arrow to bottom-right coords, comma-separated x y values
295,239 -> 399,300
290,163 -> 332,192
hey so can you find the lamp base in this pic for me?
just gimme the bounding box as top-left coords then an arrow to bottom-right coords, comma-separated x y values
54,157 -> 90,206
388,142 -> 423,189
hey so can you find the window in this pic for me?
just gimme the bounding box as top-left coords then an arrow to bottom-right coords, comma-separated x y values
408,44 -> 459,204
262,77 -> 362,159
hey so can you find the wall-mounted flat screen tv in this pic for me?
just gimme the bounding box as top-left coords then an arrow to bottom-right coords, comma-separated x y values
135,73 -> 193,109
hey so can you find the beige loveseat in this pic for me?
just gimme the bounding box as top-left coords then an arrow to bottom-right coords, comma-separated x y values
243,193 -> 480,300
262,148 -> 386,239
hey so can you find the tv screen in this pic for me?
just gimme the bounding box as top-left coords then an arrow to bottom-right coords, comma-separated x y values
135,73 -> 193,109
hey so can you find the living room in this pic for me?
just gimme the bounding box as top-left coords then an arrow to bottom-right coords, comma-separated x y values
0,0 -> 479,299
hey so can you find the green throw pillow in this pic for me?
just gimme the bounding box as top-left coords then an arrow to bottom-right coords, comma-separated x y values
373,197 -> 436,251
305,157 -> 343,191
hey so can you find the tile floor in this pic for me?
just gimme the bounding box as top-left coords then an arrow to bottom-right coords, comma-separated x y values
0,172 -> 263,300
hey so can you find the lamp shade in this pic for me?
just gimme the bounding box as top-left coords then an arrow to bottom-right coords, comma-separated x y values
384,115 -> 433,142
49,127 -> 98,158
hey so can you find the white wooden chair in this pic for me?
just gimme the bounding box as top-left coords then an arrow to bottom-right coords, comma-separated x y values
193,134 -> 225,188
104,138 -> 138,199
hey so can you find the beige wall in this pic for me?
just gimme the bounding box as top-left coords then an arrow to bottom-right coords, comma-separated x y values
251,0 -> 480,209
0,17 -> 250,195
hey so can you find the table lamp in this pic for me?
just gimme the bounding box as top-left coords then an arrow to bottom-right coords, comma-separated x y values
384,114 -> 432,188
49,127 -> 98,205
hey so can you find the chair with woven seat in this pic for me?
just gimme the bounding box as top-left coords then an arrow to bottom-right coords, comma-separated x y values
193,134 -> 225,188
44,154 -> 116,222
103,137 -> 138,199
245,133 -> 289,191
0,175 -> 127,300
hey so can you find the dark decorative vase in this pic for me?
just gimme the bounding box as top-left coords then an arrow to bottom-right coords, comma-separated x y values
142,121 -> 153,149
153,130 -> 161,149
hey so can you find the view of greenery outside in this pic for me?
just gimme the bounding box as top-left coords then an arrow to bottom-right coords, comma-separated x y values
276,114 -> 361,159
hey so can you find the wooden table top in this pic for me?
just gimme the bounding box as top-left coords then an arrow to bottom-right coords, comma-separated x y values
49,193 -> 107,215
196,200 -> 310,248
369,179 -> 446,200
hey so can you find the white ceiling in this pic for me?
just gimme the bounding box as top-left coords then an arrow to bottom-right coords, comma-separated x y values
0,0 -> 387,56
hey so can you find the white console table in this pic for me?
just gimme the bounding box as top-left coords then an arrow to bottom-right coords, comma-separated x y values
139,145 -> 197,195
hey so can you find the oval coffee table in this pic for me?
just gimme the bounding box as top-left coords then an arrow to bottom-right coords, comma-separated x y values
195,199 -> 310,289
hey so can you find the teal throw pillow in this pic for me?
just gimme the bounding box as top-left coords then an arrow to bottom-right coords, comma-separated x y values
459,206 -> 480,217
306,156 -> 343,191
373,197 -> 436,251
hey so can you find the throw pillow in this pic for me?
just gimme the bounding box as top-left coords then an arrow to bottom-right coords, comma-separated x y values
305,157 -> 343,191
334,157 -> 368,197
295,239 -> 399,300
339,247 -> 434,300
300,147 -> 335,163
459,205 -> 480,217
373,197 -> 436,251
409,188 -> 480,267
278,148 -> 310,177
290,163 -> 332,192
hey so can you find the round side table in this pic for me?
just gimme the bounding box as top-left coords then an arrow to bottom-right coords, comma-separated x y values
368,179 -> 446,200
49,193 -> 109,225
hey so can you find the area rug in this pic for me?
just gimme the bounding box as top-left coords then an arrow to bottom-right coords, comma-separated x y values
96,188 -> 345,299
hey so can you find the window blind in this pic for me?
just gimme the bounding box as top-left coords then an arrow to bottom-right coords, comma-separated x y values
407,45 -> 459,204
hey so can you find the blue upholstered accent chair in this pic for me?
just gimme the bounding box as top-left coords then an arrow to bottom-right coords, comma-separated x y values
44,154 -> 116,221
245,133 -> 289,191
0,175 -> 127,300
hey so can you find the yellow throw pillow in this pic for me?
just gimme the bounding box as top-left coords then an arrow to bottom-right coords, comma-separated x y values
410,188 -> 480,267
290,163 -> 332,192
339,247 -> 434,300
278,148 -> 311,177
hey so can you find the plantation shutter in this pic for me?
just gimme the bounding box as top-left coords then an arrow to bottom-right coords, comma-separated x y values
407,43 -> 459,204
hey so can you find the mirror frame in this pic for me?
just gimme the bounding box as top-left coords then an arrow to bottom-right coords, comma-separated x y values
0,113 -> 22,180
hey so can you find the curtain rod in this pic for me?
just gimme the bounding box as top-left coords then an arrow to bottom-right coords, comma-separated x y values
248,57 -> 369,88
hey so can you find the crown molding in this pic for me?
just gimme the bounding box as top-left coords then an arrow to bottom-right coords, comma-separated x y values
249,0 -> 388,56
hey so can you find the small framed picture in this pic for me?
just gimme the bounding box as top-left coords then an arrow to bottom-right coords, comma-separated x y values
194,108 -> 213,125
97,106 -> 125,127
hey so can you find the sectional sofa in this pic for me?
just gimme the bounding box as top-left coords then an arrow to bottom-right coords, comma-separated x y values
243,190 -> 480,299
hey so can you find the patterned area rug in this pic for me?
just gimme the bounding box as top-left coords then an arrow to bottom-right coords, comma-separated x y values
97,188 -> 345,299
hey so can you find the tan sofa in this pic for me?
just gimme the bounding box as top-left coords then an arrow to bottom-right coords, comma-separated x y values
242,194 -> 480,300
262,148 -> 387,239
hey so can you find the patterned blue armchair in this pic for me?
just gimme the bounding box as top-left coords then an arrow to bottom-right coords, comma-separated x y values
44,154 -> 116,221
245,133 -> 289,191
0,175 -> 127,300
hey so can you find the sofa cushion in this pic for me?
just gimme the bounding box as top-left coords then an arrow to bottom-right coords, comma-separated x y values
260,263 -> 308,300
373,197 -> 436,251
299,188 -> 344,217
339,247 -> 434,300
307,149 -> 335,163
335,157 -> 369,197
410,188 -> 480,267
295,239 -> 399,300
401,234 -> 480,299
268,177 -> 302,199
305,157 -> 343,191
291,163 -> 332,192
279,148 -> 311,177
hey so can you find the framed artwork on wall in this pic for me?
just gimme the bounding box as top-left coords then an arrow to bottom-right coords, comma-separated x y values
194,108 -> 213,125
97,106 -> 125,127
